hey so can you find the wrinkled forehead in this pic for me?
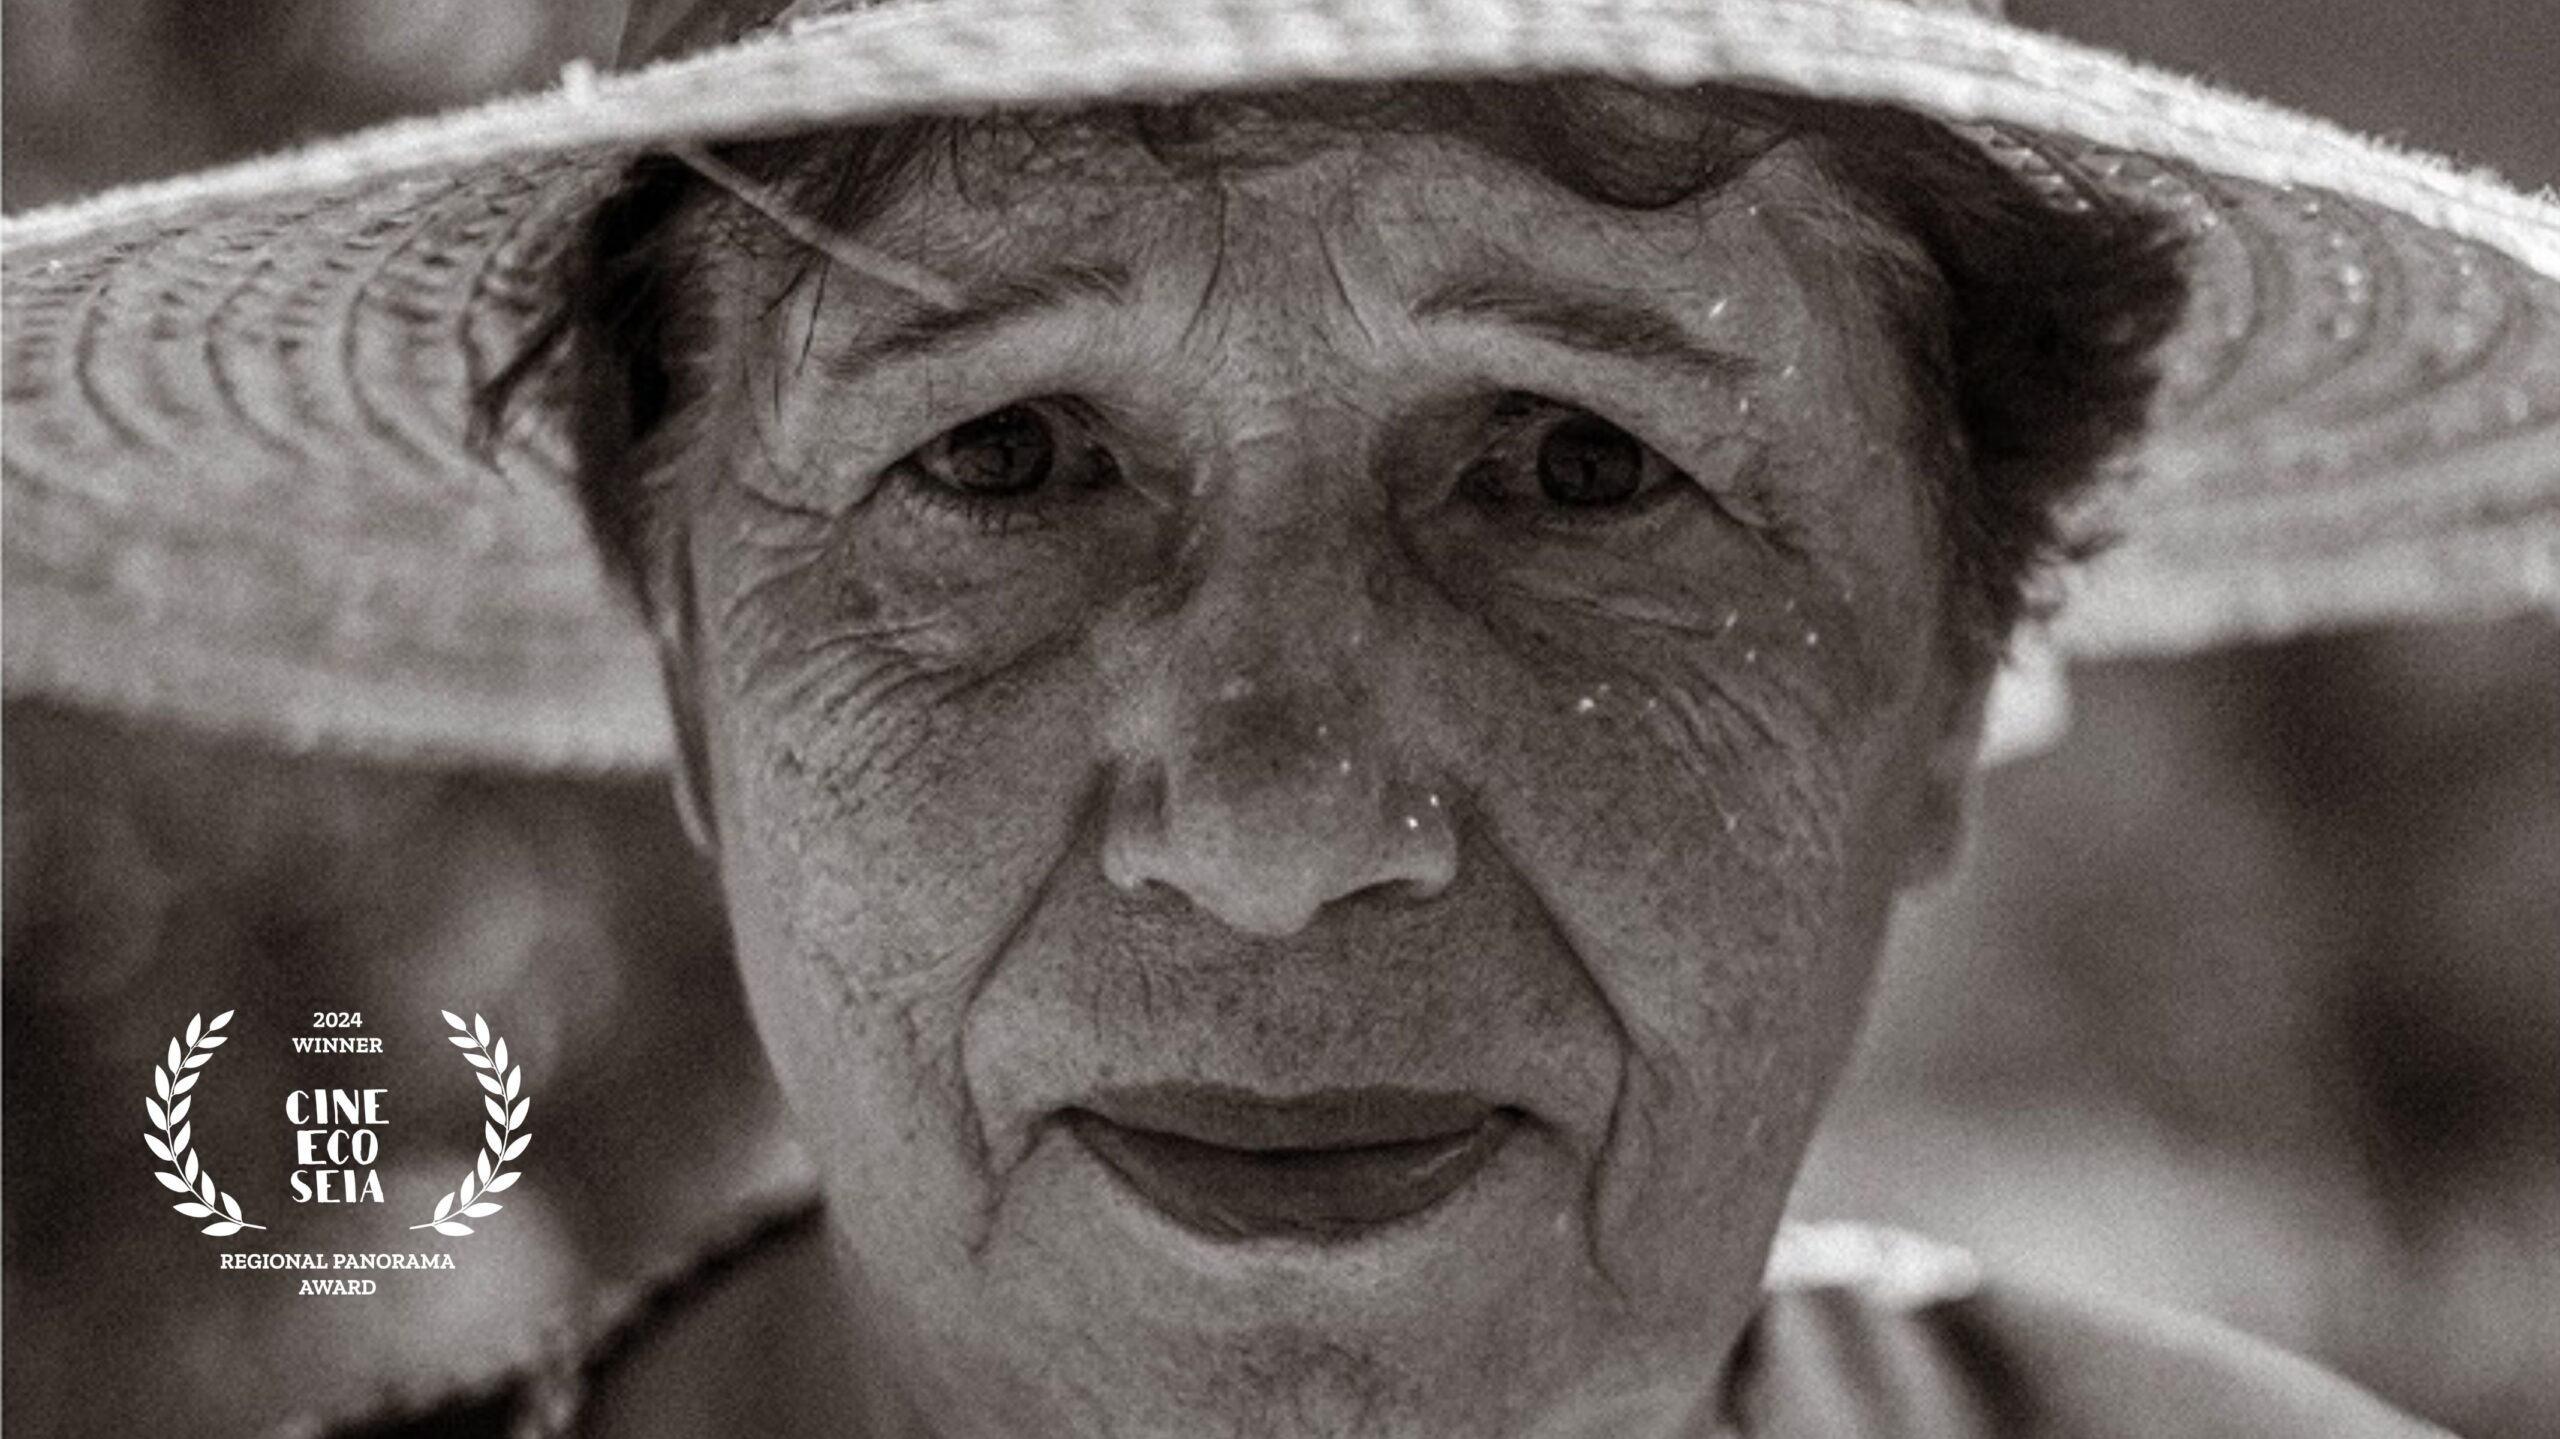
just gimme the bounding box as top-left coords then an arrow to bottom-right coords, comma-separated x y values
692,79 -> 1929,354
958,81 -> 1794,201
741,80 -> 1871,251
679,78 -> 1939,467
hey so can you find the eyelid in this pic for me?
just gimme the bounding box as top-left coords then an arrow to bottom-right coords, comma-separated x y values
1460,345 -> 1763,457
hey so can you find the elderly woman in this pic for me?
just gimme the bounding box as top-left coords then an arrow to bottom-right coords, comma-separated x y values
5,0 -> 2553,1434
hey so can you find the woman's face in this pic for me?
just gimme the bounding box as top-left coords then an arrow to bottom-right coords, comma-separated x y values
662,89 -> 1986,1437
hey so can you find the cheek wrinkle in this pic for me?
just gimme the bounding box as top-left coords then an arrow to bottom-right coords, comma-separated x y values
955,781 -> 1118,1259
713,533 -> 840,641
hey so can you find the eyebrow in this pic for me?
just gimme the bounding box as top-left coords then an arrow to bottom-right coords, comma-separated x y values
1411,274 -> 1757,386
814,261 -> 1133,379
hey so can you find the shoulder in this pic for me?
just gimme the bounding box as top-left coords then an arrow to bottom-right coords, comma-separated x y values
302,1199 -> 832,1439
1733,1221 -> 2450,1439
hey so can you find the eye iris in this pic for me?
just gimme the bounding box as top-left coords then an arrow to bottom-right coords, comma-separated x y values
945,406 -> 1055,494
1536,417 -> 1644,506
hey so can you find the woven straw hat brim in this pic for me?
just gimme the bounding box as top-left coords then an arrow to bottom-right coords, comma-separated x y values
6,0 -> 2558,772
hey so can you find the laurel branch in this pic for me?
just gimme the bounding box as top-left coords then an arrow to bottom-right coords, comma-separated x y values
145,1010 -> 265,1237
410,1010 -> 531,1237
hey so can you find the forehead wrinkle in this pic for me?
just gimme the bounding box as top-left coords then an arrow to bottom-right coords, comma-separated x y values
793,143 -> 1220,386
809,260 -> 1133,382
834,136 -> 1380,381
1366,134 -> 1774,290
805,91 -> 1795,381
752,77 -> 1805,293
782,101 -> 1869,478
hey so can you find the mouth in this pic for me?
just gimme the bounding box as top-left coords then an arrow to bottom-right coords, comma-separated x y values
1061,1085 -> 1520,1242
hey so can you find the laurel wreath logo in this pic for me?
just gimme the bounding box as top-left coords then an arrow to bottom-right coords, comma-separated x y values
145,1010 -> 265,1237
410,1011 -> 531,1237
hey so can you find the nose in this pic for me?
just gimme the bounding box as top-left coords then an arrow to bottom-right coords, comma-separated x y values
1101,527 -> 1457,937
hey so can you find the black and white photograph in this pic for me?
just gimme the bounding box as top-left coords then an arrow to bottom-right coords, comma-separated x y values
4,0 -> 2555,1435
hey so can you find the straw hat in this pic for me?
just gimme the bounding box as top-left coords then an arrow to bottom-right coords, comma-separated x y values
6,0 -> 2556,772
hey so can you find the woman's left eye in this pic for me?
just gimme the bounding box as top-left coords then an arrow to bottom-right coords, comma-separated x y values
1460,401 -> 1688,523
1533,415 -> 1651,507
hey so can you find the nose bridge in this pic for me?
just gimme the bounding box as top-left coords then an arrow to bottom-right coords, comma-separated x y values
1181,520 -> 1381,811
1170,387 -> 1397,737
1103,506 -> 1456,937
1194,504 -> 1377,688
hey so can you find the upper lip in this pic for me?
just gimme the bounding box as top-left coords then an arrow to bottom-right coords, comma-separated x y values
1072,1083 -> 1503,1151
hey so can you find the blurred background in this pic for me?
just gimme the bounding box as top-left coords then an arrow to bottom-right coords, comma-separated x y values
5,1 -> 2555,1435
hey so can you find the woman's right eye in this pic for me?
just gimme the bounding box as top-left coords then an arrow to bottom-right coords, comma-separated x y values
912,405 -> 1062,496
885,401 -> 1125,532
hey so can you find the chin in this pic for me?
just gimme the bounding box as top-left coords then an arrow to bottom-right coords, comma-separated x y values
830,1115 -> 1752,1439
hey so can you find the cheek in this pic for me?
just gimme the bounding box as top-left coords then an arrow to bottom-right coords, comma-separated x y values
711,652 -> 1098,1000
1448,601 -> 1905,1063
1413,512 -> 1943,1283
687,467 -> 1127,1162
701,636 -> 1113,1261
690,419 -> 1146,962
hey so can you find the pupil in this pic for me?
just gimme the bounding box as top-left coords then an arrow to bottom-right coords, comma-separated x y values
1537,417 -> 1642,506
948,407 -> 1054,494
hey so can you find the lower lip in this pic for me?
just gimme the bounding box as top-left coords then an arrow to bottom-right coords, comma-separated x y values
1062,1110 -> 1519,1243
